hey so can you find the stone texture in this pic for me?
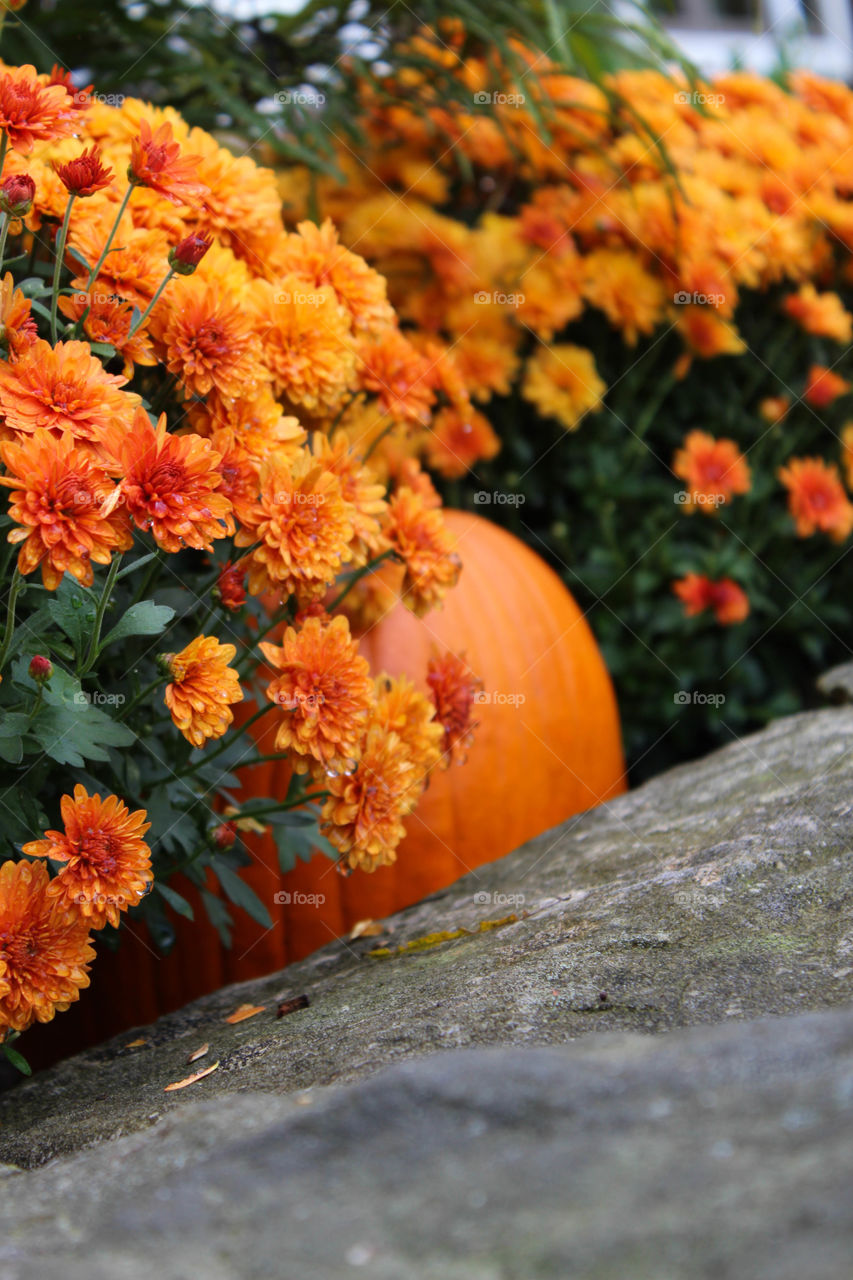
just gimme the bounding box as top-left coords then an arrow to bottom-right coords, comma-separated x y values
2,705 -> 853,1169
0,1005 -> 852,1279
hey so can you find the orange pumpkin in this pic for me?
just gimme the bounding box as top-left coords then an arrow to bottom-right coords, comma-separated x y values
262,509 -> 626,958
25,510 -> 624,1067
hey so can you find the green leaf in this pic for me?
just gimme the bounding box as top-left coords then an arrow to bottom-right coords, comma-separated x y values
100,601 -> 175,649
46,578 -> 97,655
0,712 -> 28,765
210,856 -> 273,928
29,667 -> 135,766
200,888 -> 232,947
154,881 -> 195,921
116,551 -> 159,581
2,1042 -> 32,1075
272,821 -> 337,873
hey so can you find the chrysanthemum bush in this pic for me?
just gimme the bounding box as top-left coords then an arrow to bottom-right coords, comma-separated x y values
0,60 -> 481,1070
276,21 -> 853,777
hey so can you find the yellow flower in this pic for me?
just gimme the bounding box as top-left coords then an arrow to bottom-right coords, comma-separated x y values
522,344 -> 606,432
260,614 -> 374,776
163,635 -> 243,747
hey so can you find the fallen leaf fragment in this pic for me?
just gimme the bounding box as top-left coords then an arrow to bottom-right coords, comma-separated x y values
224,1003 -> 266,1024
125,1038 -> 148,1048
164,1061 -> 219,1092
277,994 -> 310,1018
187,1043 -> 209,1064
348,919 -> 388,940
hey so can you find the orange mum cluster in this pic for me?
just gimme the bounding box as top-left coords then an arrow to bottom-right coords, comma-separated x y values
1,786 -> 151,1033
0,62 -> 481,1042
275,25 -> 853,619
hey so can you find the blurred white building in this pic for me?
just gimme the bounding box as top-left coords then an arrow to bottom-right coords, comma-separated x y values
655,0 -> 853,78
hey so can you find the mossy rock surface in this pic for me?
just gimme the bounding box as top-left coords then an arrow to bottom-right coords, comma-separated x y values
0,706 -> 852,1275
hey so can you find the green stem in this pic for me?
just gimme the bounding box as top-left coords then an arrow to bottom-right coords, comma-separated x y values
49,193 -> 76,344
176,701 -> 277,778
0,567 -> 24,671
326,548 -> 395,613
233,750 -> 300,769
130,547 -> 164,606
0,131 -> 8,180
78,554 -> 123,675
236,601 -> 294,674
128,266 -> 174,337
117,674 -> 167,722
0,212 -> 10,272
85,184 -> 133,291
362,419 -> 396,463
233,793 -> 330,820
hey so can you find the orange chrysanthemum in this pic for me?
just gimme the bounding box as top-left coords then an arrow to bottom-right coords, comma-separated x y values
155,277 -> 267,402
310,429 -> 387,563
357,328 -> 436,425
673,573 -> 750,625
425,404 -> 501,478
0,64 -> 76,153
108,410 -> 232,552
162,635 -> 243,747
260,614 -> 374,776
57,289 -> 156,378
0,338 -> 140,456
383,486 -> 461,615
673,430 -> 751,512
68,214 -> 170,311
234,447 -> 355,600
209,428 -> 259,526
521,343 -> 606,432
23,785 -> 153,930
0,860 -> 94,1033
803,365 -> 851,410
186,385 -> 306,463
259,277 -> 357,413
128,118 -> 206,205
778,456 -> 853,541
674,307 -> 746,359
320,724 -> 418,871
0,270 -> 37,359
758,395 -> 789,425
54,147 -> 114,197
373,672 -> 443,797
426,649 -> 483,766
0,429 -> 131,588
784,285 -> 852,344
215,559 -> 247,611
582,248 -> 666,345
273,219 -> 395,333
